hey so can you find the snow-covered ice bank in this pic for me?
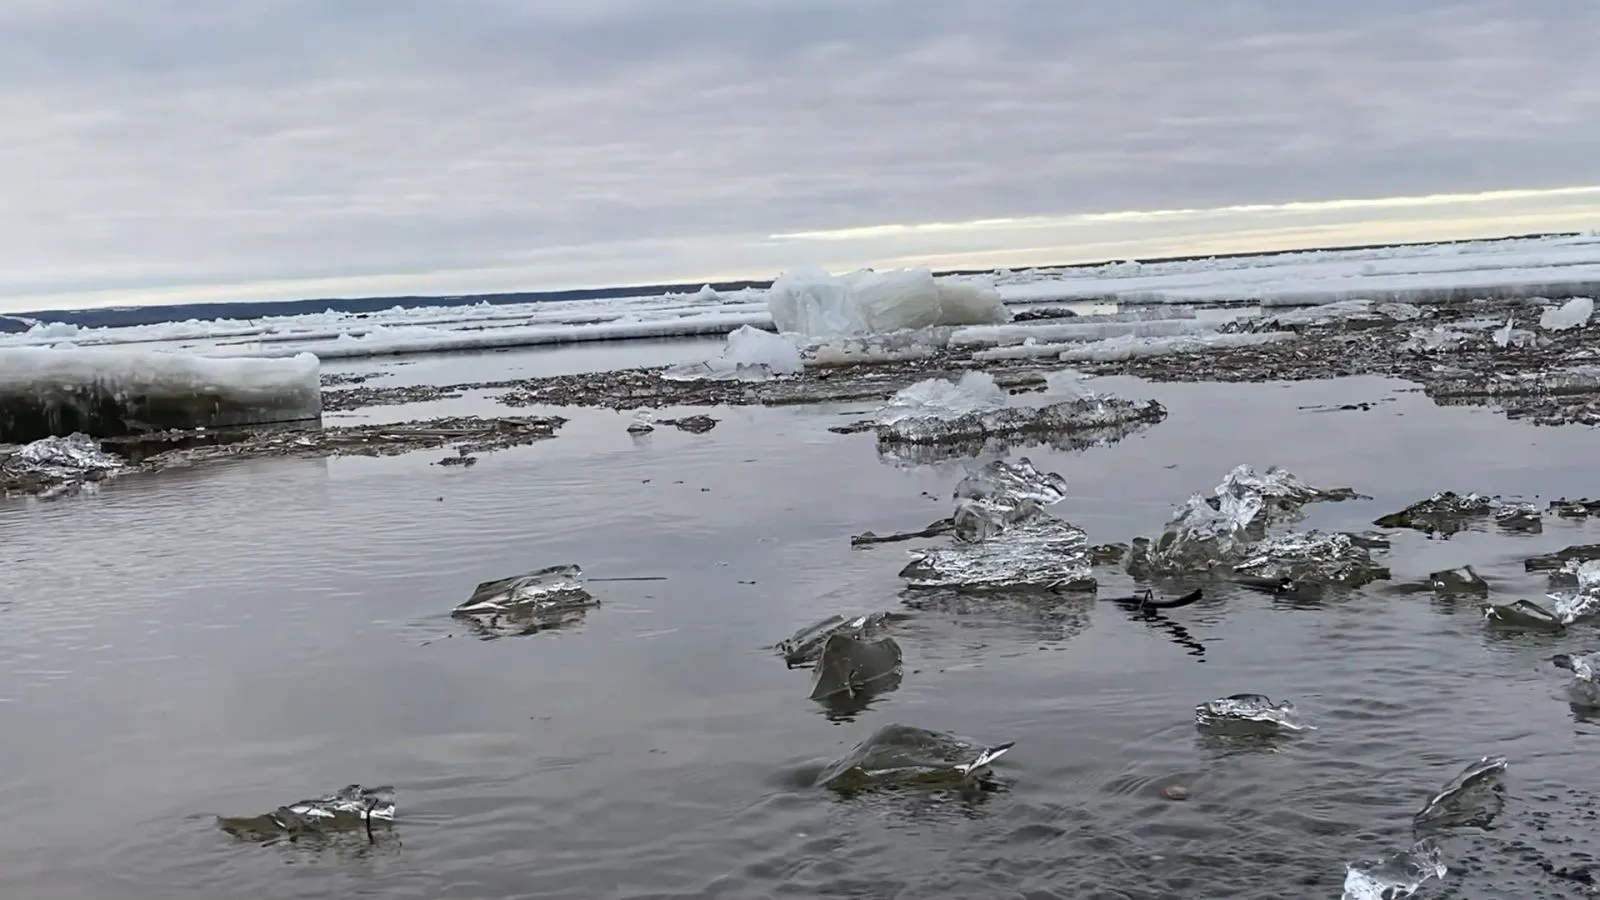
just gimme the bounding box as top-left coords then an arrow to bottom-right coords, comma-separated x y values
988,233 -> 1600,308
0,348 -> 322,443
3,234 -> 1598,362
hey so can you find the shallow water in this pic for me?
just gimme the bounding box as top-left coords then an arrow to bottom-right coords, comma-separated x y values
3,372 -> 1600,899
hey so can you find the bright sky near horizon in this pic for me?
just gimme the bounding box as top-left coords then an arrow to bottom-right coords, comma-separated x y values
2,0 -> 1599,312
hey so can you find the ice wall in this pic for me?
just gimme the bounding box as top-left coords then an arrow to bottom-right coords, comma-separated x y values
0,348 -> 322,443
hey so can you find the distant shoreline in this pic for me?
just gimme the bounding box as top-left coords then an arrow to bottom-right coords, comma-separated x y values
0,230 -> 1583,332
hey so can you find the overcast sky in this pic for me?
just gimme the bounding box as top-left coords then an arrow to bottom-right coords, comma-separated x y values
3,0 -> 1599,310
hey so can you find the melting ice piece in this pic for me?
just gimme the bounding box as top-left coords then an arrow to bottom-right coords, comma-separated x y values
801,327 -> 953,367
950,456 -> 1068,542
1414,755 -> 1508,833
1194,693 -> 1313,732
812,723 -> 1015,792
1401,326 -> 1477,354
1540,296 -> 1594,331
1373,491 -> 1494,535
451,564 -> 598,638
1483,599 -> 1566,631
218,784 -> 396,839
1233,529 -> 1389,588
775,611 -> 893,667
1228,299 -> 1424,332
901,517 -> 1094,591
1341,838 -> 1447,900
877,371 -> 1007,426
808,633 -> 903,704
626,410 -> 655,434
660,325 -> 804,382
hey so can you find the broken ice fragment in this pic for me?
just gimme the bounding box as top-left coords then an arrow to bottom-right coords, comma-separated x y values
877,390 -> 1167,448
218,784 -> 396,840
1525,543 -> 1600,573
1373,491 -> 1494,536
1414,755 -> 1508,833
660,325 -> 803,382
807,633 -> 903,705
812,723 -> 1015,793
1341,838 -> 1446,900
1193,693 -> 1312,733
1552,651 -> 1600,682
775,611 -> 894,667
1,432 -> 127,497
1140,491 -> 1263,573
451,564 -> 597,638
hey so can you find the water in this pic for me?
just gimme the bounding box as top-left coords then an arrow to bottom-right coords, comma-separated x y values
3,372 -> 1600,898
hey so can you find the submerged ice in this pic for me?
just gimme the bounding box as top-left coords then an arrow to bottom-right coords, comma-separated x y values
218,784 -> 396,839
900,458 -> 1094,591
1414,755 -> 1508,833
812,723 -> 1015,792
1342,838 -> 1447,900
1194,693 -> 1312,733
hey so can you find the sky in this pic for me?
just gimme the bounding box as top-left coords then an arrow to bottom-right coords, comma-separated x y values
2,0 -> 1599,311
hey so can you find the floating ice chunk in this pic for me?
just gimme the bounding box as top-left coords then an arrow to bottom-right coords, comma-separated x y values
1492,500 -> 1542,532
1373,491 -> 1494,535
902,458 -> 1094,590
1233,531 -> 1386,586
901,516 -> 1093,590
812,723 -> 1015,792
766,267 -> 1008,338
1428,565 -> 1489,596
1552,650 -> 1600,682
1414,755 -> 1508,833
1341,838 -> 1447,900
1228,300 -> 1425,333
775,611 -> 894,667
1043,331 -> 1295,364
878,371 -> 1007,426
1194,693 -> 1313,732
7,433 -> 124,478
0,347 -> 322,442
660,325 -> 802,381
1483,599 -> 1567,631
1426,365 -> 1600,400
877,383 -> 1167,448
218,784 -> 396,839
1540,296 -> 1594,331
1216,463 -> 1360,508
1400,325 -> 1478,354
451,564 -> 598,638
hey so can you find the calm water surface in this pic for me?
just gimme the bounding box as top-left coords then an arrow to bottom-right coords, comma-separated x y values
2,373 -> 1599,899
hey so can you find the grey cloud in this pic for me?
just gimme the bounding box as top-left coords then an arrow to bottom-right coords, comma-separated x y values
1,0 -> 1598,306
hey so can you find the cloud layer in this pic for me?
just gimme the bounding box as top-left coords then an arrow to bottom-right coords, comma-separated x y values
3,0 -> 1599,308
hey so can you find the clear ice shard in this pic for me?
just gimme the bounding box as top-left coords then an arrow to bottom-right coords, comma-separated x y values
1413,755 -> 1508,833
451,564 -> 598,637
901,458 -> 1094,591
807,633 -> 903,703
1341,838 -> 1446,900
1497,560 -> 1600,628
1216,463 -> 1360,509
219,784 -> 397,838
1373,491 -> 1495,535
1193,693 -> 1313,732
812,723 -> 1015,792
